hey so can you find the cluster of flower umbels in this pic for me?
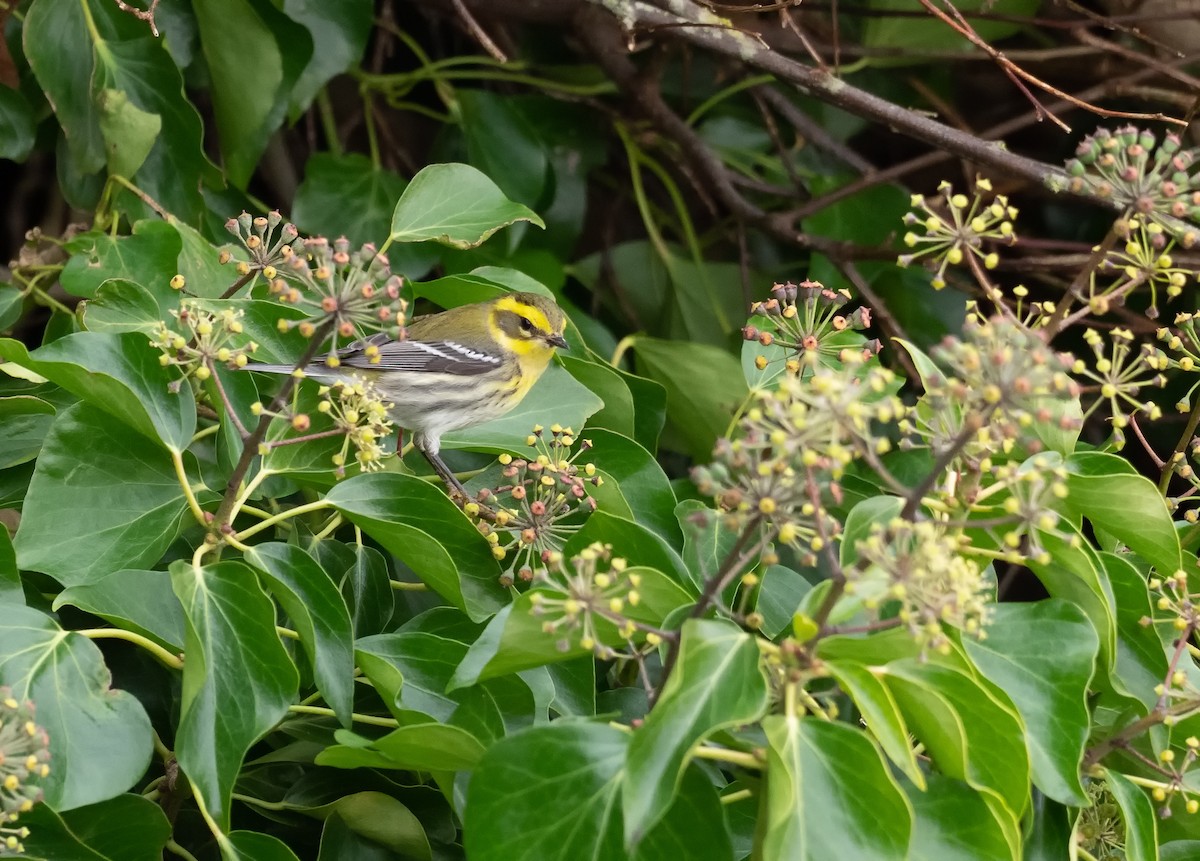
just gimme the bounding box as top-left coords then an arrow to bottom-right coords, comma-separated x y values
901,314 -> 1081,468
468,425 -> 601,585
529,543 -> 660,658
897,178 -> 1017,289
850,518 -> 991,655
149,302 -> 257,389
742,280 -> 877,376
249,377 -> 395,476
695,355 -> 903,564
222,212 -> 408,364
1064,126 -> 1200,246
0,691 -> 50,856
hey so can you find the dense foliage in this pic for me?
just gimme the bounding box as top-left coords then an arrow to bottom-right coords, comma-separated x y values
3,1 -> 1200,859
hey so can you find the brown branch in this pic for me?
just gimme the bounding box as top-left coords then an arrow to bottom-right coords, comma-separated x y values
110,0 -> 160,36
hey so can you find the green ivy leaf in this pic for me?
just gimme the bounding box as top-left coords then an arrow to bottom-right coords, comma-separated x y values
311,793 -> 431,860
389,163 -> 545,249
458,89 -> 550,208
623,619 -> 769,843
883,660 -> 1030,820
317,724 -> 486,772
1065,451 -> 1182,575
82,277 -> 168,334
280,0 -> 372,116
171,560 -> 299,830
222,831 -> 303,861
15,403 -> 191,586
564,511 -> 692,591
1107,770 -> 1157,861
584,429 -> 680,546
325,473 -> 508,621
0,333 -> 196,452
0,395 -> 55,468
0,606 -> 154,810
760,716 -> 912,861
245,543 -> 356,727
55,568 -> 186,651
60,222 -> 181,299
0,86 -> 36,162
18,794 -> 170,860
629,337 -> 748,461
449,566 -> 690,688
963,600 -> 1098,806
1102,551 -> 1170,710
0,527 -> 20,605
825,658 -> 924,788
906,775 -> 1018,861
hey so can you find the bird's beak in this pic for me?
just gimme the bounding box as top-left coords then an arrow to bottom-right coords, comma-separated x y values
546,332 -> 568,349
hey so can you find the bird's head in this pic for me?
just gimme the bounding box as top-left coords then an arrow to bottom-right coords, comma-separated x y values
487,292 -> 569,362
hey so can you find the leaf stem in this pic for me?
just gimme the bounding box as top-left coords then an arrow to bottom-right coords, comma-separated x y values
692,745 -> 763,770
165,840 -> 201,861
287,704 -> 399,727
235,498 -> 332,542
171,450 -> 208,527
78,628 -> 183,670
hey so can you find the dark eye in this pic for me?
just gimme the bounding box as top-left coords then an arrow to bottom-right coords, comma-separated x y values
518,316 -> 534,333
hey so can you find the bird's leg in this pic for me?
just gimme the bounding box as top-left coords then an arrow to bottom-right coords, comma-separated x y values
419,446 -> 471,502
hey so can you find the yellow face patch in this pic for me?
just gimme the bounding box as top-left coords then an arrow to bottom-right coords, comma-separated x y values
493,294 -> 555,335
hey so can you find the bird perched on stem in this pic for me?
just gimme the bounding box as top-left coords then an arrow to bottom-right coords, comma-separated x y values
246,291 -> 568,497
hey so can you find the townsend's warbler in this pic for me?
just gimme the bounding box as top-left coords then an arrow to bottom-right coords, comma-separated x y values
246,291 -> 568,495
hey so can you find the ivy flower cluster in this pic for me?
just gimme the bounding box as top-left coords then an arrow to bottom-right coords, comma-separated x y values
1064,126 -> 1200,245
270,236 -> 407,362
0,691 -> 50,857
900,315 -> 1080,470
693,357 -> 905,564
221,213 -> 408,364
251,376 -> 395,476
850,518 -> 992,654
742,280 -> 876,375
149,302 -> 257,386
470,425 -> 601,585
528,543 -> 657,658
1072,327 -> 1165,446
220,210 -> 301,276
897,178 -> 1017,289
1096,217 -> 1195,318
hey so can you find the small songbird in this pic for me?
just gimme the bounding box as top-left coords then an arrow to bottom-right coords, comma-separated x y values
246,291 -> 568,495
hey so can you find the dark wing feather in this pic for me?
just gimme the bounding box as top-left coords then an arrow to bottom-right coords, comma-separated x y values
335,335 -> 503,376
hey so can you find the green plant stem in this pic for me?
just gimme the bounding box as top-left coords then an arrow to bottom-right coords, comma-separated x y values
78,628 -> 183,670
235,498 -> 332,542
212,320 -> 334,533
391,580 -> 429,591
276,626 -> 299,640
720,788 -> 753,805
288,704 -> 398,727
1160,397 -> 1200,494
315,89 -> 341,156
231,792 -> 289,812
692,745 -> 763,770
171,450 -> 208,527
900,407 -> 994,520
165,840 -> 201,861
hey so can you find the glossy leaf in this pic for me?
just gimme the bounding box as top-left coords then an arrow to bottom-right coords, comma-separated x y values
825,658 -> 924,787
883,659 -> 1030,818
55,568 -> 185,651
171,560 -> 299,830
325,473 -> 508,620
450,566 -> 691,688
15,403 -> 190,586
19,794 -> 170,861
0,606 -> 154,810
623,619 -> 769,843
389,163 -> 545,249
0,395 -> 55,468
317,723 -> 486,772
1107,770 -> 1157,861
906,775 -> 1017,861
963,600 -> 1097,806
0,333 -> 196,452
0,527 -> 20,605
583,428 -> 680,546
629,337 -> 748,461
1065,451 -> 1182,575
245,543 -> 356,727
0,86 -> 35,162
314,794 -> 431,861
760,716 -> 911,861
